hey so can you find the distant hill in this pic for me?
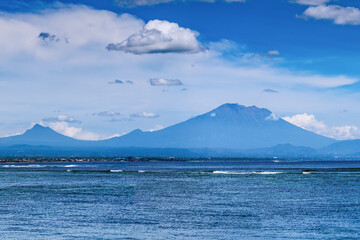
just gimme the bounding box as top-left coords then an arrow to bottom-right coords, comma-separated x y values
0,124 -> 82,147
244,144 -> 318,158
321,140 -> 360,155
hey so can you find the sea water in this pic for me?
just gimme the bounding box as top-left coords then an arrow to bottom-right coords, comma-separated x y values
0,160 -> 359,239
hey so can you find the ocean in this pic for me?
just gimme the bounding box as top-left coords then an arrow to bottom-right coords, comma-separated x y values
0,160 -> 359,239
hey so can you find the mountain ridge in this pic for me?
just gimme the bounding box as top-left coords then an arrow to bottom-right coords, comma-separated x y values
0,103 -> 341,157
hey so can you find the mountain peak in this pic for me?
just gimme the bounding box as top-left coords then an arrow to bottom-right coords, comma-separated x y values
22,124 -> 66,139
26,124 -> 52,133
31,124 -> 47,130
214,103 -> 269,113
203,103 -> 272,122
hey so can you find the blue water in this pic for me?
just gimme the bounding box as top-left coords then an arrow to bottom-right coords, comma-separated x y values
0,160 -> 359,239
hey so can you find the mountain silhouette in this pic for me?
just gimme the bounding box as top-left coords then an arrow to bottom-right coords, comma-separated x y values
0,124 -> 80,147
0,104 -> 337,156
103,103 -> 335,149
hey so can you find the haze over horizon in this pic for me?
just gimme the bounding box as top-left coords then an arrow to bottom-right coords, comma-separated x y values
2,0 -> 360,141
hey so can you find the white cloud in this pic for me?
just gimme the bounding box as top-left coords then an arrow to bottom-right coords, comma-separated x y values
268,50 -> 280,56
114,0 -> 245,7
46,121 -> 101,140
114,0 -> 173,7
303,5 -> 360,25
146,124 -> 164,132
293,0 -> 330,6
93,111 -> 122,117
42,115 -> 81,123
283,113 -> 360,140
149,78 -> 183,86
130,112 -> 160,118
266,113 -> 279,121
109,79 -> 134,84
107,20 -> 204,54
0,5 -> 144,61
0,5 -> 359,139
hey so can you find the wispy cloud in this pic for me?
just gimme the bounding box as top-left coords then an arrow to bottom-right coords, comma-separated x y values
107,20 -> 205,54
108,79 -> 134,84
149,78 -> 183,86
92,111 -> 123,117
292,0 -> 330,6
263,89 -> 279,94
113,0 -> 245,8
42,115 -> 81,124
267,50 -> 280,57
130,112 -> 160,118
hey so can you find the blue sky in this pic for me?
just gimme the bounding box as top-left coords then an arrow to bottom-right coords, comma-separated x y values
1,0 -> 360,140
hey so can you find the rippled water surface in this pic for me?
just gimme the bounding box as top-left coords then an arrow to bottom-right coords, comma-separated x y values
0,160 -> 360,239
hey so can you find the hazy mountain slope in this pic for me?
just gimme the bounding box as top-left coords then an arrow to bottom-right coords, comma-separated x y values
104,104 -> 335,149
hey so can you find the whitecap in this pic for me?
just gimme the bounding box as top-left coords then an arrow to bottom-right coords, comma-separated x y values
110,170 -> 123,173
212,171 -> 250,175
213,171 -> 283,175
255,171 -> 283,175
64,165 -> 77,168
2,164 -> 43,168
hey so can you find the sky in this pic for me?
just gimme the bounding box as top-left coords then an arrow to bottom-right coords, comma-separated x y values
1,0 -> 360,140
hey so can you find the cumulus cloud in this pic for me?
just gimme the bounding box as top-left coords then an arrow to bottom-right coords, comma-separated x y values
46,121 -> 101,140
0,5 -> 144,60
303,5 -> 360,25
283,113 -> 360,140
42,115 -> 81,123
150,78 -> 183,86
107,20 -> 204,54
130,112 -> 160,118
263,88 -> 279,93
92,111 -> 123,117
108,79 -> 134,84
293,0 -> 330,5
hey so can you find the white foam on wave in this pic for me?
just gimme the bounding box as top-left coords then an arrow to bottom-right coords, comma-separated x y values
138,170 -> 145,173
64,165 -> 77,168
256,171 -> 283,175
302,172 -> 311,175
110,170 -> 123,173
213,171 -> 284,175
2,164 -> 43,168
213,171 -> 251,175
